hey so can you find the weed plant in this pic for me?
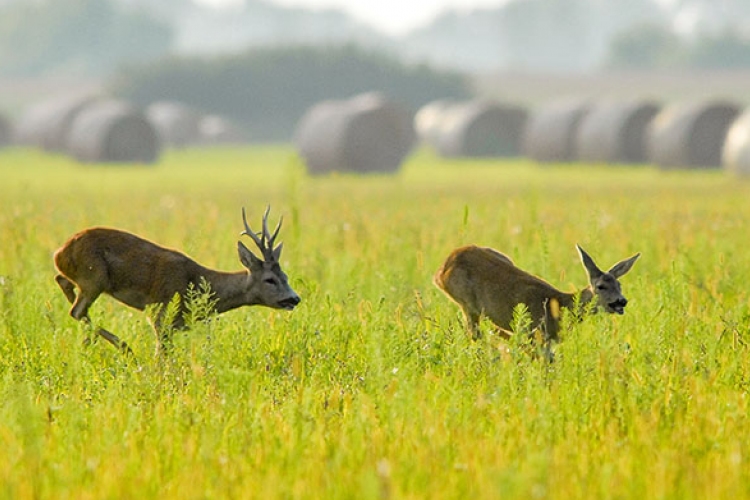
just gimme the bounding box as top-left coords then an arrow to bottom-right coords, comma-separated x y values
0,147 -> 749,498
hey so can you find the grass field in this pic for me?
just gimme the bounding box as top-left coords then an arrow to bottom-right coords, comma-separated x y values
1,146 -> 749,499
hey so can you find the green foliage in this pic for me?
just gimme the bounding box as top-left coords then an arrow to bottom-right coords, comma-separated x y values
1,146 -> 750,498
110,44 -> 471,140
606,23 -> 750,70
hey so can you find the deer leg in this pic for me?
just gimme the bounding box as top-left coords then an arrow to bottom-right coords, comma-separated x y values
55,275 -> 77,304
150,307 -> 184,358
461,307 -> 483,340
68,291 -> 132,355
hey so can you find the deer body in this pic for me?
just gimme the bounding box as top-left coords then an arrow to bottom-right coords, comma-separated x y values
54,208 -> 300,354
434,245 -> 639,342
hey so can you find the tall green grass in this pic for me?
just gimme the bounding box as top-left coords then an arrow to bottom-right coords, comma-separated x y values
1,146 -> 749,499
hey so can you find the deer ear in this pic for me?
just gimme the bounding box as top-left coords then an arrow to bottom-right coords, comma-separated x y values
238,241 -> 263,270
577,244 -> 604,281
608,253 -> 640,278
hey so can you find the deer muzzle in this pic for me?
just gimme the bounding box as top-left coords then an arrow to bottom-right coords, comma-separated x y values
608,298 -> 628,315
278,295 -> 301,310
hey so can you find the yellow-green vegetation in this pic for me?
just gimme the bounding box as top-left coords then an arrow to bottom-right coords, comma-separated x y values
1,146 -> 749,499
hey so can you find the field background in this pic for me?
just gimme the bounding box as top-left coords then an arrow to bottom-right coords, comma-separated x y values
1,146 -> 749,499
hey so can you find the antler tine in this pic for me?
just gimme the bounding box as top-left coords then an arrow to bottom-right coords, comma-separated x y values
268,215 -> 283,249
240,207 -> 264,250
260,205 -> 271,249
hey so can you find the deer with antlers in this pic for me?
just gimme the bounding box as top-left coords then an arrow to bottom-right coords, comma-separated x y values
53,207 -> 301,355
434,244 -> 639,356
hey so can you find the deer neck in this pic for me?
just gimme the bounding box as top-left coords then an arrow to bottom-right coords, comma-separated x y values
559,286 -> 595,315
199,268 -> 253,314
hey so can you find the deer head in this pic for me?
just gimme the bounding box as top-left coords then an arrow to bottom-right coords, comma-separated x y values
577,245 -> 640,315
238,206 -> 301,310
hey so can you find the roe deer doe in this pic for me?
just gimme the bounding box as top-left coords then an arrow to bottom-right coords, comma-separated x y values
434,244 -> 639,347
54,207 -> 301,355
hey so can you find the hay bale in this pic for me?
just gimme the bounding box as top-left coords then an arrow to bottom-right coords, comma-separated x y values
198,114 -> 250,144
0,113 -> 11,147
295,92 -> 415,174
65,100 -> 161,164
434,100 -> 528,158
414,100 -> 455,149
14,93 -> 99,151
523,100 -> 591,163
146,101 -> 202,147
576,100 -> 661,164
647,101 -> 740,169
722,109 -> 750,176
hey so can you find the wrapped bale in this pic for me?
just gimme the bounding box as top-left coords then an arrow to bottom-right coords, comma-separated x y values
435,100 -> 528,158
146,101 -> 202,147
14,93 -> 98,151
647,101 -> 740,169
414,100 -> 455,149
199,114 -> 249,144
66,100 -> 161,164
576,101 -> 661,164
722,109 -> 750,176
0,113 -> 11,147
523,100 -> 591,163
295,93 -> 415,174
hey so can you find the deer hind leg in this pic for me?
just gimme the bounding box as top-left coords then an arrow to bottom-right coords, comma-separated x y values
62,282 -> 132,355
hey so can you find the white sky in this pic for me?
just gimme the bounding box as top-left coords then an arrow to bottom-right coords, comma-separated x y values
195,0 -> 510,36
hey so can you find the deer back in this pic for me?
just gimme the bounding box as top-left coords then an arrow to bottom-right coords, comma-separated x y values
54,227 -> 209,310
435,245 -> 576,331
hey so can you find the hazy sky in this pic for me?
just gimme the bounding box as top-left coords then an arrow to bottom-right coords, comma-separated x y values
195,0 -> 509,35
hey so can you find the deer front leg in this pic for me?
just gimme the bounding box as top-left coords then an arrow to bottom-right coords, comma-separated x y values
461,307 -> 482,340
149,305 -> 185,358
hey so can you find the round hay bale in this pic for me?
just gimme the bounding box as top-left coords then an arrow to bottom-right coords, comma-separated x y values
198,114 -> 250,144
576,100 -> 661,164
146,101 -> 202,148
0,113 -> 11,147
295,93 -> 415,174
14,93 -> 99,151
647,101 -> 740,169
722,109 -> 750,176
66,100 -> 161,164
523,100 -> 591,163
435,100 -> 528,158
414,99 -> 455,149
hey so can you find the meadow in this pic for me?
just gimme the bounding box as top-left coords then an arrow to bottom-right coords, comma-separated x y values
1,146 -> 749,499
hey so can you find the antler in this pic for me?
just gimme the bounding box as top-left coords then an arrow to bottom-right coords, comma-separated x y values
241,206 -> 283,262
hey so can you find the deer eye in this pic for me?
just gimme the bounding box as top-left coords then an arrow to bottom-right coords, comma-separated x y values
596,284 -> 607,290
264,277 -> 278,285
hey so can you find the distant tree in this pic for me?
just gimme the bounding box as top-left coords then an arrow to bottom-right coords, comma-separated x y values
111,45 -> 471,141
0,0 -> 172,76
605,23 -> 685,69
688,30 -> 750,68
606,23 -> 750,69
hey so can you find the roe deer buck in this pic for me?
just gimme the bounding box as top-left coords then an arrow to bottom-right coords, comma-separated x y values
54,207 -> 301,354
434,244 -> 639,347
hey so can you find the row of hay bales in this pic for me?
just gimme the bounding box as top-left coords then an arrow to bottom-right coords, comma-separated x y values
9,94 -> 249,163
14,93 -> 161,163
146,100 -> 249,147
415,97 -> 750,174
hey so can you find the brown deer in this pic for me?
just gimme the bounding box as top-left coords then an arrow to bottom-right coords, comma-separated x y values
434,244 -> 639,352
54,207 -> 301,355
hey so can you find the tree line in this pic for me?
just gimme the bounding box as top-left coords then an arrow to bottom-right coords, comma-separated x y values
111,45 -> 471,141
